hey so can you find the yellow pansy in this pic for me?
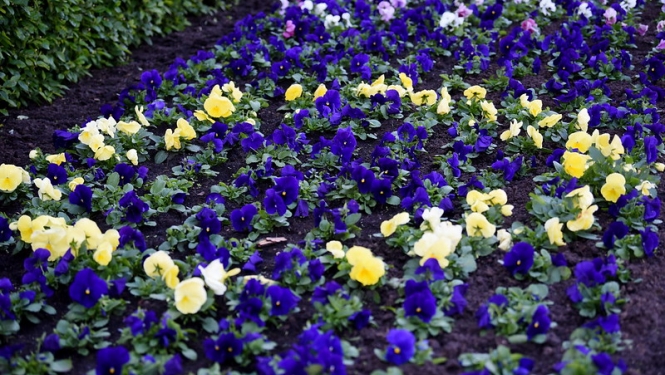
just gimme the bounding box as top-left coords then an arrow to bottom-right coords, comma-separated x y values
465,212 -> 496,238
117,120 -> 141,135
78,125 -> 99,145
68,177 -> 84,191
193,110 -> 214,123
480,101 -> 498,122
500,205 -> 514,216
527,125 -> 543,148
527,100 -> 542,117
97,117 -> 117,138
544,217 -> 566,246
356,83 -> 373,97
176,118 -> 196,140
88,134 -> 105,152
497,229 -> 512,251
144,251 -> 175,278
326,240 -> 345,259
126,149 -> 139,166
73,218 -> 103,250
414,232 -> 453,268
285,84 -> 303,101
466,190 -> 487,205
566,205 -> 598,232
600,135 -> 624,160
500,120 -> 522,141
313,84 -> 327,99
243,275 -> 277,285
31,227 -> 70,261
93,242 -> 113,266
346,246 -> 373,265
65,226 -> 87,254
174,278 -> 208,314
164,129 -> 182,151
33,178 -> 62,201
45,153 -> 66,165
577,108 -> 590,132
100,229 -> 120,251
204,95 -> 235,118
410,90 -> 437,106
562,151 -> 591,178
566,131 -> 592,153
600,173 -> 626,203
135,106 -> 150,127
636,180 -> 655,196
380,212 -> 410,237
538,113 -> 562,128
94,145 -> 115,161
349,255 -> 385,286
565,185 -> 594,209
399,73 -> 413,91
11,215 -> 46,243
221,81 -> 237,93
163,265 -> 180,290
519,94 -> 530,108
437,97 -> 451,114
487,189 -> 508,206
463,85 -> 486,100
0,164 -> 24,193
440,86 -> 451,102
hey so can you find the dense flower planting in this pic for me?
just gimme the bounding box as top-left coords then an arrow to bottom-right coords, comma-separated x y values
1,0 -> 665,374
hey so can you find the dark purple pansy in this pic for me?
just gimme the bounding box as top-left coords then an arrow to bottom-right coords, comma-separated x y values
46,163 -> 67,185
526,305 -> 551,340
69,268 -> 108,308
230,204 -> 258,232
203,333 -> 243,364
503,242 -> 535,276
266,285 -> 299,316
385,329 -> 415,365
69,184 -> 93,212
96,346 -> 129,375
403,280 -> 437,323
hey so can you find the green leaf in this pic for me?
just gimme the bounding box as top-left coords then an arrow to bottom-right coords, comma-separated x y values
386,196 -> 401,205
50,359 -> 73,373
181,347 -> 197,360
345,213 -> 361,226
202,317 -> 218,333
155,150 -> 168,164
106,172 -> 120,187
507,334 -> 527,344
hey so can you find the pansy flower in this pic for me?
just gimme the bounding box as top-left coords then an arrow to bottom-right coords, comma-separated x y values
230,204 -> 258,232
69,268 -> 108,308
526,305 -> 551,340
503,242 -> 535,276
403,280 -> 437,323
385,329 -> 416,365
267,285 -> 300,316
331,127 -> 356,163
69,184 -> 93,212
96,346 -> 129,375
204,333 -> 243,364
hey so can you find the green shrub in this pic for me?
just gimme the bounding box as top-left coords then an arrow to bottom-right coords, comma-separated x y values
0,0 -> 231,114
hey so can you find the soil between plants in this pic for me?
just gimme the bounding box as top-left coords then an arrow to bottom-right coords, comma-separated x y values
1,2 -> 665,375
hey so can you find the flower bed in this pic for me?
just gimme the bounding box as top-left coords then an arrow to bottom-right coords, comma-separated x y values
1,0 -> 665,374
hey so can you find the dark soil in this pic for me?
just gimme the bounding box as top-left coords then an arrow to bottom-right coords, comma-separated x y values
1,1 -> 665,375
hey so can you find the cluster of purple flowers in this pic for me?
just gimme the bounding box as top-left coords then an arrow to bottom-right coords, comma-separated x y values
257,325 -> 346,375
